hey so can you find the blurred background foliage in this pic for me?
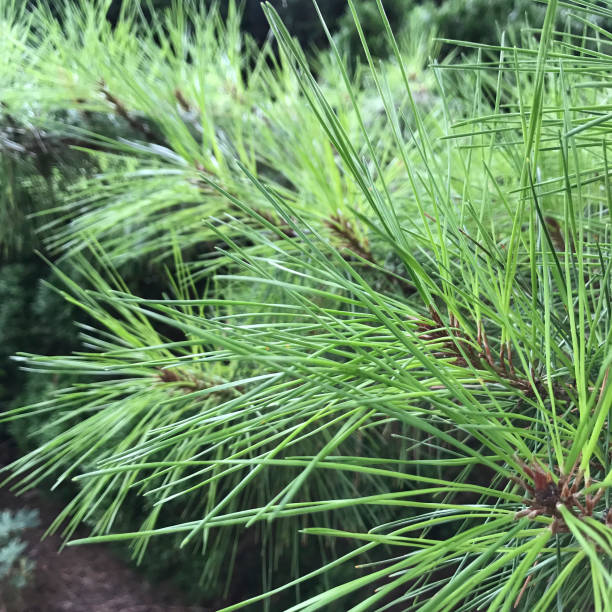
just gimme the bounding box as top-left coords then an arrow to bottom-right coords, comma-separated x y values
26,0 -> 555,55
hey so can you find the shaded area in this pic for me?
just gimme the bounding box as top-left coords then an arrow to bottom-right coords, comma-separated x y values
0,441 -> 209,612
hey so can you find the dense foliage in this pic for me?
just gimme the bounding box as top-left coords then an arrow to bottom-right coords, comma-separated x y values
1,0 -> 612,610
0,508 -> 39,610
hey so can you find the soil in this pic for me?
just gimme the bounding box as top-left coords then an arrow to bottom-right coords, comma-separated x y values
0,440 -> 211,612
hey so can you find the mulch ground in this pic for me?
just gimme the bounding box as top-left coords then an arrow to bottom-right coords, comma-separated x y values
0,440 -> 211,612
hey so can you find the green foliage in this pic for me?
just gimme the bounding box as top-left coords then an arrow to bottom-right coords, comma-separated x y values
0,261 -> 79,416
427,0 -> 543,46
335,0 -> 415,60
1,0 -> 612,610
0,508 -> 39,611
0,0 -> 440,268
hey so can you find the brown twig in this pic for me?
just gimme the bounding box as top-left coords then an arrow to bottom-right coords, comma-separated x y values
325,213 -> 373,262
174,89 -> 192,113
157,368 -> 243,397
511,455 -> 607,535
100,82 -> 157,142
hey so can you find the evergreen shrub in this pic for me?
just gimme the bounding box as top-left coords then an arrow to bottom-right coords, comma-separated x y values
0,508 -> 39,611
1,1 -> 611,610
